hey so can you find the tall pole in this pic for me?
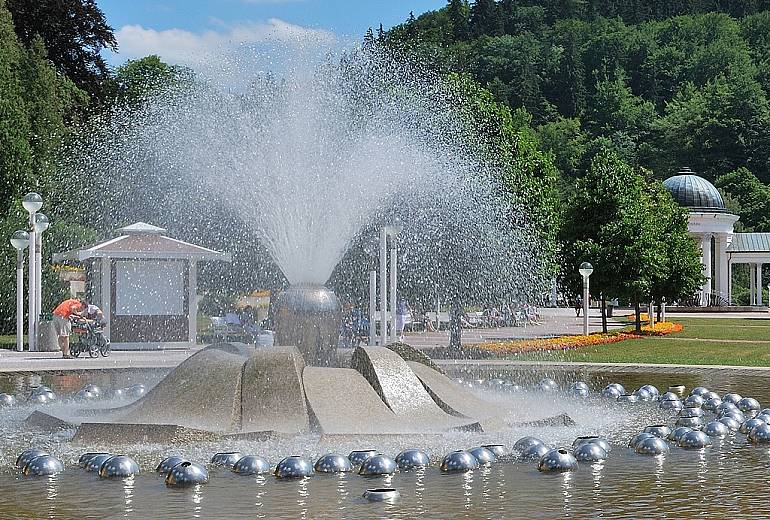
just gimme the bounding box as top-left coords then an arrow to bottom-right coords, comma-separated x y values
27,222 -> 36,352
16,250 -> 24,352
582,276 -> 589,336
35,231 -> 43,336
389,239 -> 397,343
368,270 -> 377,346
379,228 -> 387,347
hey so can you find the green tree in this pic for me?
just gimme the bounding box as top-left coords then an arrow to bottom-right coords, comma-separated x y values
469,0 -> 499,37
447,0 -> 470,41
715,167 -> 770,231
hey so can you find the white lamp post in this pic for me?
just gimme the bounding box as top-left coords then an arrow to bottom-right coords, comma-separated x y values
579,262 -> 593,336
33,213 -> 49,340
10,230 -> 29,352
22,192 -> 42,351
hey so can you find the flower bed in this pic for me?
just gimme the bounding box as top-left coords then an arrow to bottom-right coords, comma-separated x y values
475,321 -> 683,355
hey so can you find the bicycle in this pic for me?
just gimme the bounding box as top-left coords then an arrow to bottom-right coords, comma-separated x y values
70,317 -> 111,358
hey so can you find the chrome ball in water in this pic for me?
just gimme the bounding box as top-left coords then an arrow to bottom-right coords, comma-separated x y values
23,455 -> 64,476
394,449 -> 429,470
275,456 -> 313,479
513,437 -> 544,453
573,442 -> 607,462
314,453 -> 353,474
573,436 -> 611,454
86,454 -> 114,473
233,455 -> 271,475
74,389 -> 96,401
639,384 -> 660,398
738,397 -> 761,416
716,402 -> 739,414
703,397 -> 722,412
81,383 -> 103,398
717,410 -> 746,424
747,423 -> 770,443
156,456 -> 187,475
536,378 -> 558,392
210,452 -> 242,468
0,393 -> 16,406
468,447 -> 496,465
678,430 -> 712,449
481,445 -> 506,457
363,488 -> 400,502
756,413 -> 770,424
79,452 -> 110,468
99,455 -> 140,478
16,448 -> 48,469
632,388 -> 653,401
617,394 -> 639,403
704,421 -> 729,438
668,427 -> 692,443
722,393 -> 742,405
739,418 -> 766,435
702,391 -> 720,401
675,416 -> 705,429
605,383 -> 626,395
635,437 -> 669,456
129,384 -> 146,398
644,425 -> 672,439
538,448 -> 578,473
679,407 -> 705,418
718,416 -> 741,432
519,444 -> 550,461
28,393 -> 48,405
659,391 -> 680,402
166,462 -> 209,487
660,399 -> 683,412
628,433 -> 655,449
690,387 -> 710,397
348,450 -> 379,467
683,395 -> 704,408
440,450 -> 479,472
569,382 -> 590,397
601,385 -> 623,399
359,455 -> 397,476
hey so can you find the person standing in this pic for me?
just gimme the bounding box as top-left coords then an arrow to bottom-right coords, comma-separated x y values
395,299 -> 411,342
52,298 -> 86,358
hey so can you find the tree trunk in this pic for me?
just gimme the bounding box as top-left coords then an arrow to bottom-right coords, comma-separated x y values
601,293 -> 607,333
656,300 -> 663,323
635,302 -> 641,332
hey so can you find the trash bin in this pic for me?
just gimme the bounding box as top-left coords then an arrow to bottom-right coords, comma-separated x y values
37,313 -> 59,352
606,304 -> 614,318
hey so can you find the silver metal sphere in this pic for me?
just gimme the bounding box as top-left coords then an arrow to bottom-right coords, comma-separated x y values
110,388 -> 127,400
716,402 -> 740,414
569,382 -> 590,397
129,384 -> 146,398
81,384 -> 103,398
628,433 -> 655,449
635,436 -> 669,455
210,452 -> 243,468
28,393 -> 48,405
747,423 -> 770,444
701,391 -> 720,401
23,455 -> 64,476
359,455 -> 397,476
502,381 -> 522,392
617,394 -> 640,403
718,410 -> 746,424
703,397 -> 722,412
538,448 -> 578,473
704,421 -> 729,438
0,393 -> 16,406
571,381 -> 590,392
678,430 -> 712,449
314,453 -> 353,474
86,454 -> 114,472
644,425 -> 672,439
572,436 -> 611,453
363,488 -> 400,502
519,444 -> 550,461
640,384 -> 660,398
74,389 -> 96,401
394,449 -> 429,470
233,455 -> 271,475
348,450 -> 379,467
275,456 -> 313,479
16,448 -> 49,469
481,445 -> 506,457
760,408 -> 770,416
683,395 -> 704,408
755,413 -> 770,424
440,450 -> 479,472
605,383 -> 626,395
668,427 -> 692,443
513,436 -> 544,453
739,418 -> 766,434
79,452 -> 111,468
601,386 -> 623,399
156,456 -> 187,475
31,386 -> 52,397
660,399 -> 684,412
722,393 -> 742,405
536,378 -> 558,392
718,416 -> 741,432
675,416 -> 705,429
99,455 -> 140,478
738,397 -> 761,416
573,442 -> 607,462
632,388 -> 653,401
468,447 -> 496,465
690,387 -> 710,397
659,392 -> 680,402
679,407 -> 705,418
166,462 -> 209,487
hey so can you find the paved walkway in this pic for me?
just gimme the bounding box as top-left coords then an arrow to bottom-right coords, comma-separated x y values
435,359 -> 770,375
0,348 -> 202,373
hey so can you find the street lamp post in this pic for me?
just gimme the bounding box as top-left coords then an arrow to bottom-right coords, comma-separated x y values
579,262 -> 594,336
22,193 -> 42,351
10,231 -> 29,352
33,213 -> 49,343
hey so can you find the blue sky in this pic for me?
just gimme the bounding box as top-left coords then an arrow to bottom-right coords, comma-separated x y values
98,0 -> 446,65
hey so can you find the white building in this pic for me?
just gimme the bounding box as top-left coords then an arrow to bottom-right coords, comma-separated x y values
664,168 -> 768,307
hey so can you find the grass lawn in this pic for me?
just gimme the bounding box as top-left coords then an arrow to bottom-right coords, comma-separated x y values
507,317 -> 770,367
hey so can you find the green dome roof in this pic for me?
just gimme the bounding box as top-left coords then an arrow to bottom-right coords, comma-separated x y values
663,168 -> 725,211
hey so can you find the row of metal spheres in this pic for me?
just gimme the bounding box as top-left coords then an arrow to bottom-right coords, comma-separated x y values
0,383 -> 146,407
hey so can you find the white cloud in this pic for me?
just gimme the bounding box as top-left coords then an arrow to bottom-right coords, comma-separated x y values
112,19 -> 336,66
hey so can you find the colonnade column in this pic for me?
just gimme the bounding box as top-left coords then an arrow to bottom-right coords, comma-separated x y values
757,263 -> 763,307
701,233 -> 712,305
750,264 -> 756,305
